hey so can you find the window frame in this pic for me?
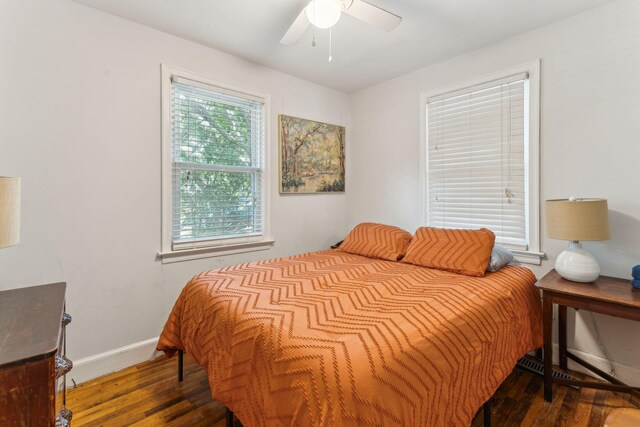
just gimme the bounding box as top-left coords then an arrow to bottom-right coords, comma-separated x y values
159,65 -> 273,263
419,60 -> 543,265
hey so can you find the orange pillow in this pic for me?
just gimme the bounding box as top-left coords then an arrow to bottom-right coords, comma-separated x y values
339,223 -> 412,261
402,227 -> 495,277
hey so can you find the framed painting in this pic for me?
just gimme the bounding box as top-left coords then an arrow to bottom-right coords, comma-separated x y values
279,114 -> 345,194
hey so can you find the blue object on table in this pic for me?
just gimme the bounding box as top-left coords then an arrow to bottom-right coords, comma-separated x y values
633,265 -> 640,280
632,279 -> 640,290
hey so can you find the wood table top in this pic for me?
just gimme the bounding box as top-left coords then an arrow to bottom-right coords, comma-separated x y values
0,282 -> 66,368
536,270 -> 640,309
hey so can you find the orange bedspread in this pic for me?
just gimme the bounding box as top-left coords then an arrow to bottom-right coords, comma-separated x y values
157,250 -> 542,426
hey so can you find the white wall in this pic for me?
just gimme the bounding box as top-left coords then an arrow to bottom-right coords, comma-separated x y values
349,0 -> 640,381
0,0 -> 350,382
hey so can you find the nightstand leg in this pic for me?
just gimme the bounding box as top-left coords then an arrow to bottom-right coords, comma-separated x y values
558,305 -> 567,370
543,295 -> 553,402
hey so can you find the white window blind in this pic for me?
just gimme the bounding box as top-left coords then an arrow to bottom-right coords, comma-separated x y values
170,76 -> 265,250
426,73 -> 529,250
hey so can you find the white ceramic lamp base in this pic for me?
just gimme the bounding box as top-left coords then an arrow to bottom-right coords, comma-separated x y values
555,241 -> 600,283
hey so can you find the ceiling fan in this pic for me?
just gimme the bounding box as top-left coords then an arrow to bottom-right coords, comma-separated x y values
280,0 -> 402,45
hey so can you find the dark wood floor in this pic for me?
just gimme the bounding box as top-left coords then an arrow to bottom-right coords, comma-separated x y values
67,355 -> 639,426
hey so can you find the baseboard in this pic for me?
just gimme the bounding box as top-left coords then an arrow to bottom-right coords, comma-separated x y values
67,337 -> 162,386
551,343 -> 640,385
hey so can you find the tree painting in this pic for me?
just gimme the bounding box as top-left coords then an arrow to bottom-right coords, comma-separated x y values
279,115 -> 345,193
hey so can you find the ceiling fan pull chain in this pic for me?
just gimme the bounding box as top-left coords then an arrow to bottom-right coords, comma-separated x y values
328,27 -> 333,62
312,1 -> 317,47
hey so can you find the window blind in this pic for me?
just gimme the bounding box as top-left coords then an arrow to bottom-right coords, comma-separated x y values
426,73 -> 529,250
170,77 -> 265,250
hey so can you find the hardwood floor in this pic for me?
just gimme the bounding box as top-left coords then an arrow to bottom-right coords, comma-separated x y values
67,355 -> 639,426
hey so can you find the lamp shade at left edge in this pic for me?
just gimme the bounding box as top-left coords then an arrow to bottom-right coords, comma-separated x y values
0,176 -> 21,248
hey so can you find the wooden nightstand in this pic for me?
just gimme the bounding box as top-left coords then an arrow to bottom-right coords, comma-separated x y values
536,269 -> 640,402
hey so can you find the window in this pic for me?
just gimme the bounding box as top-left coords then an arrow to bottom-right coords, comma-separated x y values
421,62 -> 542,264
160,66 -> 272,262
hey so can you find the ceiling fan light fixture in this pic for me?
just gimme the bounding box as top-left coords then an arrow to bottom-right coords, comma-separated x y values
305,0 -> 342,29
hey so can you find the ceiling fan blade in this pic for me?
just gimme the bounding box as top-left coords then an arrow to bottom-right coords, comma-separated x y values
343,0 -> 401,31
280,8 -> 311,45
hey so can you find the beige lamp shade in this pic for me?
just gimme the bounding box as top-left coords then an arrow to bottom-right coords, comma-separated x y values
0,177 -> 21,248
545,198 -> 610,241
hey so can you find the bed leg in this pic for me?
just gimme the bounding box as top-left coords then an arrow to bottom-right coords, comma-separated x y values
483,399 -> 491,427
535,348 -> 543,360
225,407 -> 234,427
178,349 -> 184,382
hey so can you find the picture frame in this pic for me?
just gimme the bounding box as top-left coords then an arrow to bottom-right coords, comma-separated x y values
278,114 -> 345,194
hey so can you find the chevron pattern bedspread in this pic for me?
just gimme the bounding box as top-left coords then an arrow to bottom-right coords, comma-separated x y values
157,249 -> 542,426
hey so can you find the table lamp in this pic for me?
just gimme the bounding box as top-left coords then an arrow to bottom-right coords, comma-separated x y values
0,177 -> 21,249
545,198 -> 610,283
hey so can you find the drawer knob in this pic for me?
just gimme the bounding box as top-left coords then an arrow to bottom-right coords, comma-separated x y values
55,408 -> 73,427
62,312 -> 72,327
55,355 -> 73,378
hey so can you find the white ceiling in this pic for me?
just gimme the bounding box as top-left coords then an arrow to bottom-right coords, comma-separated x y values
71,0 -> 616,92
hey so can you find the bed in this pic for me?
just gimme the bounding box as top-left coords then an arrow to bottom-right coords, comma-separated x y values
158,247 -> 542,426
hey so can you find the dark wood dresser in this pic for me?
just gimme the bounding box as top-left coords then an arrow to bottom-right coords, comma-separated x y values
0,282 -> 73,426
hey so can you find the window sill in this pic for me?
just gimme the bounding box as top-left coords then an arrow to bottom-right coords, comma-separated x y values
512,250 -> 545,266
157,239 -> 275,264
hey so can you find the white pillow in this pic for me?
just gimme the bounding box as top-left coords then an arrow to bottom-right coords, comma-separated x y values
487,245 -> 514,272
